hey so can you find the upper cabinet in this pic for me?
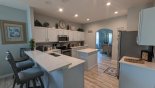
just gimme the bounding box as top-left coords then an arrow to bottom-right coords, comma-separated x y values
32,27 -> 85,43
68,30 -> 74,41
48,28 -> 58,42
32,27 -> 47,42
138,7 -> 155,45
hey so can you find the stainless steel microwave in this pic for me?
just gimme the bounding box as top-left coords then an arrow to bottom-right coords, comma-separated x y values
58,35 -> 69,42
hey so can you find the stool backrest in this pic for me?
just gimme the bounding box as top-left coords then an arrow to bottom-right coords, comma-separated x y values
20,48 -> 31,59
5,51 -> 20,80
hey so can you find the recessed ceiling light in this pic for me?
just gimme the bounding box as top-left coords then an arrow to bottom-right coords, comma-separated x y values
86,18 -> 90,21
114,11 -> 118,14
106,2 -> 111,6
74,14 -> 79,17
59,8 -> 63,12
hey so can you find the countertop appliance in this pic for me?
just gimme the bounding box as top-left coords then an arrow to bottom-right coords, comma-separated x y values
117,31 -> 149,78
58,35 -> 69,42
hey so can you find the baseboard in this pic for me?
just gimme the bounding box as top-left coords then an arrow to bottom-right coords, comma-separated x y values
0,73 -> 13,79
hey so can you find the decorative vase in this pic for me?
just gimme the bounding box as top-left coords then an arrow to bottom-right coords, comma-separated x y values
55,23 -> 59,29
67,25 -> 70,30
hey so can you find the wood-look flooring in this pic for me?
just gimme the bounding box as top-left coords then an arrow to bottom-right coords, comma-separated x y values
0,53 -> 118,88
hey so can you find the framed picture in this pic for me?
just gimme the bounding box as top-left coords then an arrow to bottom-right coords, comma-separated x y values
141,50 -> 152,62
0,20 -> 27,44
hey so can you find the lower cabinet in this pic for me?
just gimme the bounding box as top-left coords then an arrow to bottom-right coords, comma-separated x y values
71,46 -> 88,58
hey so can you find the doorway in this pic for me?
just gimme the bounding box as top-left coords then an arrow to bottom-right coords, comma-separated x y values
96,29 -> 113,58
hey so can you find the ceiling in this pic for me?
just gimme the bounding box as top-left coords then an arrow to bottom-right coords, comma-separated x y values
0,0 -> 153,24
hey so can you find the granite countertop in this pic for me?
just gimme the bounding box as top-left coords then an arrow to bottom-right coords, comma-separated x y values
25,50 -> 85,72
120,56 -> 155,71
77,48 -> 98,54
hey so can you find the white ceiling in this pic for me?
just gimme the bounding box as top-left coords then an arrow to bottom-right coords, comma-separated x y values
0,0 -> 153,24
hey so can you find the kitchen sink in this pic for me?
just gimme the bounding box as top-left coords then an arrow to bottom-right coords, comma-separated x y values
50,53 -> 61,57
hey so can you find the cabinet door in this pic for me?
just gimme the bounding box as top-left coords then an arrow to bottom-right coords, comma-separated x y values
48,28 -> 58,42
81,32 -> 85,41
58,29 -> 64,35
138,7 -> 155,45
63,30 -> 69,35
73,31 -> 78,41
68,30 -> 74,41
32,27 -> 47,42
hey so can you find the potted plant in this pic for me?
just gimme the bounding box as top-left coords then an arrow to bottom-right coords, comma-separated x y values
29,39 -> 35,50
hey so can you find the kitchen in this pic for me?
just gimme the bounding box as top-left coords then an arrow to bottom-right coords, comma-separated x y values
1,0 -> 155,88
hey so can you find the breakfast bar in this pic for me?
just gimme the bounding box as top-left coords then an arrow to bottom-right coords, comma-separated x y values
25,50 -> 85,88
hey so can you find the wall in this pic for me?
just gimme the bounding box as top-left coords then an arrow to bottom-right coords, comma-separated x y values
127,3 -> 153,31
34,13 -> 82,31
0,5 -> 28,76
83,15 -> 127,60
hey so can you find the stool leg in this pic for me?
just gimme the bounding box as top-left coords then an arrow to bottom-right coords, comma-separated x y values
39,77 -> 44,88
12,78 -> 16,88
20,84 -> 24,88
32,79 -> 37,88
26,81 -> 29,88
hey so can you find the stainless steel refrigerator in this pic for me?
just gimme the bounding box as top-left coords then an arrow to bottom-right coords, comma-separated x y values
117,31 -> 149,78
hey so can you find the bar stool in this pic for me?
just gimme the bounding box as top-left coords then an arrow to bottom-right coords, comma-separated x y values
7,51 -> 34,71
6,51 -> 44,88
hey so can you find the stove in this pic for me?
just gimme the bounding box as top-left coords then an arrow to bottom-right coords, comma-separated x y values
56,44 -> 72,56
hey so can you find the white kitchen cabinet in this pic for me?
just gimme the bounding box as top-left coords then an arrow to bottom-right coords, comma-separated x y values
32,27 -> 47,42
57,29 -> 69,35
48,28 -> 58,42
63,30 -> 69,35
120,56 -> 155,88
73,31 -> 78,41
58,29 -> 64,35
33,27 -> 84,43
68,30 -> 74,41
81,32 -> 85,41
138,7 -> 155,45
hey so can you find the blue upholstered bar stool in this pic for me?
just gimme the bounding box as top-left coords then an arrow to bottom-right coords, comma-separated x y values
6,51 -> 44,88
7,51 -> 34,71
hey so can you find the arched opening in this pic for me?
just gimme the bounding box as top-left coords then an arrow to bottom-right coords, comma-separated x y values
96,29 -> 113,58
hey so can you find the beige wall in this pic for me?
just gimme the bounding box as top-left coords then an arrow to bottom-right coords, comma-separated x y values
83,16 -> 127,60
0,5 -> 28,76
127,3 -> 153,31
34,13 -> 82,31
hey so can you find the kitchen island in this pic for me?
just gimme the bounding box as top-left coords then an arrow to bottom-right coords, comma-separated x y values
119,56 -> 155,88
77,48 -> 98,70
25,50 -> 85,88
